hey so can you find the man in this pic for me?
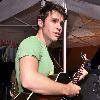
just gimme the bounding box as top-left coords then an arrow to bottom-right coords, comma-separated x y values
15,1 -> 88,98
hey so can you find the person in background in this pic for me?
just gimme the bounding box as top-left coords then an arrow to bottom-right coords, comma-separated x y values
15,1 -> 88,99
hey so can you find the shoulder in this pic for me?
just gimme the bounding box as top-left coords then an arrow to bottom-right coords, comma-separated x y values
21,36 -> 38,45
19,36 -> 41,48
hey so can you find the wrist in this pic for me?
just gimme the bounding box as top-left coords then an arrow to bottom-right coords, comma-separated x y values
62,84 -> 69,96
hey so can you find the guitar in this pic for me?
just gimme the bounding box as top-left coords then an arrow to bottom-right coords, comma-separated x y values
12,53 -> 89,100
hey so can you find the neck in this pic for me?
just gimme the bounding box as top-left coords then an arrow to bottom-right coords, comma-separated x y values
36,30 -> 52,46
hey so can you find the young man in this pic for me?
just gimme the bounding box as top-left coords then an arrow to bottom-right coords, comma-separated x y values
15,1 -> 88,98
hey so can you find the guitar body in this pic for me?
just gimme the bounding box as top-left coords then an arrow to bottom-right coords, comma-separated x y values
14,72 -> 71,100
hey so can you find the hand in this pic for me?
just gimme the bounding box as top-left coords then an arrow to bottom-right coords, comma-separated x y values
65,82 -> 81,97
78,65 -> 88,81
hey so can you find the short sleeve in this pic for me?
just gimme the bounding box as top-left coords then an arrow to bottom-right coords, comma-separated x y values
17,37 -> 42,60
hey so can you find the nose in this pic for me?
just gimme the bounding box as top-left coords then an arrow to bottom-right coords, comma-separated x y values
57,27 -> 62,32
57,24 -> 62,32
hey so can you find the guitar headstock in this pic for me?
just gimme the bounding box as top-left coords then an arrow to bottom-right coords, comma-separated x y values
81,52 -> 91,69
81,52 -> 88,62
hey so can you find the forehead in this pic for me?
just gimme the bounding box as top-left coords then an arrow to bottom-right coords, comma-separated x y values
47,10 -> 64,21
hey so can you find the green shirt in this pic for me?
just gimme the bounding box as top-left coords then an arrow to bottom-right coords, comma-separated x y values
15,36 -> 54,93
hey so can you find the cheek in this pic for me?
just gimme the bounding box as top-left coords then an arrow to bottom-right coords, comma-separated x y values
44,23 -> 53,32
43,26 -> 50,34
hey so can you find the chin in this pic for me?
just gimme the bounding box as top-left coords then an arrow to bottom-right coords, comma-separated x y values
51,37 -> 59,42
52,39 -> 58,42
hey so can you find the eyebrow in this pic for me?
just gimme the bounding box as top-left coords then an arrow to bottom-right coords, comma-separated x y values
52,17 -> 64,22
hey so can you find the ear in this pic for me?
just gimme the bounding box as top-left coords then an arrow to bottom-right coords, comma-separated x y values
38,19 -> 43,28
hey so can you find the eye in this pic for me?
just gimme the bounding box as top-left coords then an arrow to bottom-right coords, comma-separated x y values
52,19 -> 58,23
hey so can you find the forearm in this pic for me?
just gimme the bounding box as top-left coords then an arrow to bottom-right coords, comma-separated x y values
21,72 -> 68,96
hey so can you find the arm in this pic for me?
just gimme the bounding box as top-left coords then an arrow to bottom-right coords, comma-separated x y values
19,56 -> 81,96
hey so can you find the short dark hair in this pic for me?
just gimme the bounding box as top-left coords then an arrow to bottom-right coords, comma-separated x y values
38,1 -> 67,21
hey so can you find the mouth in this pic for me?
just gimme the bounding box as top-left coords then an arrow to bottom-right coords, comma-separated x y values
54,32 -> 61,37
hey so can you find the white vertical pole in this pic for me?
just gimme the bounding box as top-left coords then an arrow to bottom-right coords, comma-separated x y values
63,0 -> 67,73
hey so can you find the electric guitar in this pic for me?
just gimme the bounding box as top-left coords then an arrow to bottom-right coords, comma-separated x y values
12,53 -> 89,100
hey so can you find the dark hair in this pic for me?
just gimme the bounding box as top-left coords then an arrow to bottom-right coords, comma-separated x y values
38,1 -> 67,21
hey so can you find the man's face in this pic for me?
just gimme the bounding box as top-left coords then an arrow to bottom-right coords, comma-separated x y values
40,10 -> 64,43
